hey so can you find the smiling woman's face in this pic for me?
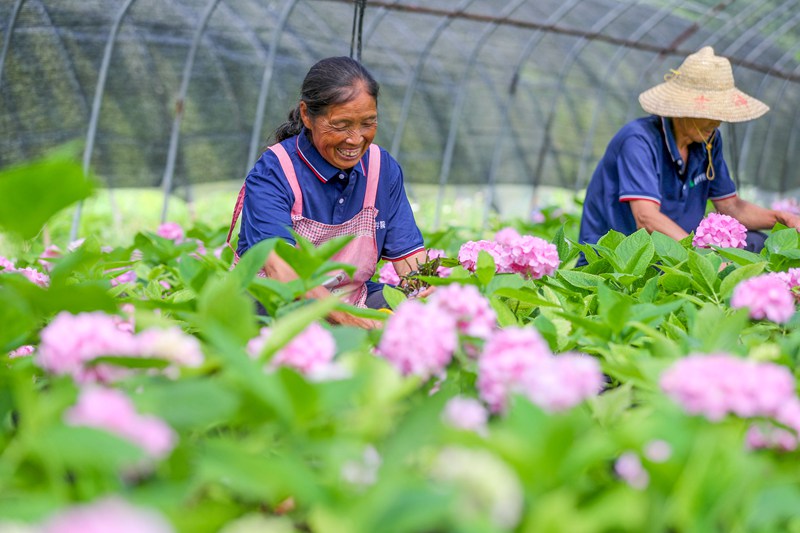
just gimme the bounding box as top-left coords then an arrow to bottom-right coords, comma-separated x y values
300,82 -> 378,170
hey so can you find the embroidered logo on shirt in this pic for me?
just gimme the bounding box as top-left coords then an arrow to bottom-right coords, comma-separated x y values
690,173 -> 708,187
377,220 -> 386,229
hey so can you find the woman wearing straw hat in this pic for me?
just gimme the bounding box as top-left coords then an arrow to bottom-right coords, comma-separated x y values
578,46 -> 800,259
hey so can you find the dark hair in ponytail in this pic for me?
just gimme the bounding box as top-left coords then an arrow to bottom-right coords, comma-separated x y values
272,56 -> 380,142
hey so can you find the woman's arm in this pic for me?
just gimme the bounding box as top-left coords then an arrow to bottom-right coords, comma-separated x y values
628,200 -> 690,240
713,196 -> 800,231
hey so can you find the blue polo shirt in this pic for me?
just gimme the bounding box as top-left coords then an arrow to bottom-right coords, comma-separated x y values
237,129 -> 425,266
578,115 -> 737,246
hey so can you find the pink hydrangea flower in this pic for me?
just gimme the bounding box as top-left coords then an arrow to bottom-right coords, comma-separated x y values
378,262 -> 401,285
14,267 -> 50,287
36,312 -> 140,382
136,327 -> 205,370
476,327 -> 553,412
248,322 -> 337,379
9,345 -> 35,358
442,396 -> 489,435
494,227 -> 522,245
458,240 -> 504,272
109,269 -> 137,287
660,353 -> 796,421
459,230 -> 559,279
157,222 -> 184,242
478,329 -> 603,413
692,212 -> 747,248
746,423 -> 798,452
0,256 -> 15,271
523,352 -> 604,412
731,274 -> 795,323
503,234 -> 560,279
377,300 -> 458,381
41,496 -> 174,533
771,197 -> 800,215
65,387 -> 177,459
39,245 -> 62,271
429,284 -> 496,341
615,452 -> 649,490
774,268 -> 800,302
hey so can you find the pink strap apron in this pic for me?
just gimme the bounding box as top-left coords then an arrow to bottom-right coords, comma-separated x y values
227,143 -> 381,308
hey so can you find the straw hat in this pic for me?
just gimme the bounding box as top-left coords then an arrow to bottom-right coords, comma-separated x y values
638,46 -> 769,122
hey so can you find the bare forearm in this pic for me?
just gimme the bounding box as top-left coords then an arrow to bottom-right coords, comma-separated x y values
713,197 -> 800,231
629,202 -> 689,241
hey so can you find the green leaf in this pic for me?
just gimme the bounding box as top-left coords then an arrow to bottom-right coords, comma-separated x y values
557,270 -> 604,291
719,263 -> 766,299
0,144 -> 94,239
197,274 -> 259,343
652,231 -> 688,265
230,238 -> 276,289
134,379 -> 240,431
616,229 -> 655,275
689,305 -> 750,353
382,284 -> 406,310
687,250 -> 718,297
489,295 -> 519,327
713,246 -> 765,266
765,228 -> 799,254
474,250 -> 496,287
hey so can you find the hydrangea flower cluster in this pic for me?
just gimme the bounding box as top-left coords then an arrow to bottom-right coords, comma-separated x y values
771,197 -> 800,215
0,255 -> 50,287
377,261 -> 401,285
156,222 -> 185,242
730,274 -> 796,323
247,322 -> 338,380
774,268 -> 800,302
614,451 -> 649,490
429,284 -> 497,342
40,496 -> 174,533
660,353 -> 796,421
377,300 -> 458,381
442,396 -> 489,435
476,327 -> 603,413
36,311 -> 204,383
458,228 -> 559,279
692,212 -> 747,249
65,387 -> 177,459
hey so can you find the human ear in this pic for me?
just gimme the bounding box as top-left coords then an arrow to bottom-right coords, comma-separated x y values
299,102 -> 313,129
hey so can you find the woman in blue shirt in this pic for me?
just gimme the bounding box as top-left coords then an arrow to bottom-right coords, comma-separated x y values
579,47 -> 800,256
229,57 -> 429,328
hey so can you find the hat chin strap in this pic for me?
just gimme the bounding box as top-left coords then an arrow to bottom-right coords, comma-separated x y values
692,120 -> 716,182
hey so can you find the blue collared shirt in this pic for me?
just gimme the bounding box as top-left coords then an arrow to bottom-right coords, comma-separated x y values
237,130 -> 425,264
578,115 -> 737,246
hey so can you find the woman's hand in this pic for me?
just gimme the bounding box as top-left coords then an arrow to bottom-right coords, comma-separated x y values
327,310 -> 383,329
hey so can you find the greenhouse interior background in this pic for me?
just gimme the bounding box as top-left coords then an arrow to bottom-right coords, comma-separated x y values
1,0 -> 799,233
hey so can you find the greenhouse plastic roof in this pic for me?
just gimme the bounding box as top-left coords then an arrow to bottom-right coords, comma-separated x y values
1,0 -> 799,206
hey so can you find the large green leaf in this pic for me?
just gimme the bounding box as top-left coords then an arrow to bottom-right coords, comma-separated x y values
652,231 -> 688,266
0,144 -> 94,239
134,378 -> 240,431
687,250 -> 718,298
615,229 -> 655,275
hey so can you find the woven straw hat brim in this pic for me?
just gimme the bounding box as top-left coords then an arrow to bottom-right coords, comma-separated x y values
639,81 -> 769,123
